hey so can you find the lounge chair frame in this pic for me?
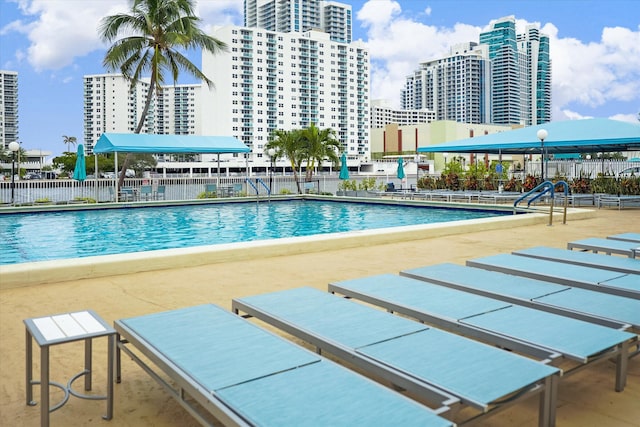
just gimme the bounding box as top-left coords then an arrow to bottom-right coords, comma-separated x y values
115,304 -> 451,427
467,253 -> 640,299
567,237 -> 640,259
401,263 -> 640,332
512,246 -> 640,275
328,275 -> 634,393
233,288 -> 559,427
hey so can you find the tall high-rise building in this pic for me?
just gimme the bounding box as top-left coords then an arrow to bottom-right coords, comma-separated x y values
0,70 -> 19,149
480,16 -> 551,125
401,43 -> 491,124
244,0 -> 352,43
83,74 -> 200,153
518,25 -> 552,125
401,17 -> 550,127
201,26 -> 369,160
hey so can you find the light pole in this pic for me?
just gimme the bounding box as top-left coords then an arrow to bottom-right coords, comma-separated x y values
536,129 -> 548,181
414,153 -> 420,191
267,148 -> 276,194
8,141 -> 20,205
443,152 -> 448,169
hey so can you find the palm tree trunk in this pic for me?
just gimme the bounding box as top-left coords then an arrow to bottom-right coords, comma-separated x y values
117,75 -> 156,189
290,159 -> 302,193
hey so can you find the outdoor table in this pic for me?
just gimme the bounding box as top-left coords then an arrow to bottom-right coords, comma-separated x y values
24,310 -> 115,426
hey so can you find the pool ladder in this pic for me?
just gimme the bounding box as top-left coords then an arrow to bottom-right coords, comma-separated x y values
514,180 -> 568,226
245,178 -> 271,199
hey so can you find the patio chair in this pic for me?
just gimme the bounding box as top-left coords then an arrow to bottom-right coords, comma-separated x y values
204,184 -> 217,197
233,287 -> 560,426
114,304 -> 451,427
139,185 -> 153,201
120,186 -> 136,202
231,183 -> 243,197
155,185 -> 166,200
328,274 -> 635,392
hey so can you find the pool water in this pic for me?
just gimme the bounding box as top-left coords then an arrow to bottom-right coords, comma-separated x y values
1,200 -> 506,265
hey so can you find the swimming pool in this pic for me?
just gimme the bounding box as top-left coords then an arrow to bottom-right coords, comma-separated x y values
1,199 -> 507,265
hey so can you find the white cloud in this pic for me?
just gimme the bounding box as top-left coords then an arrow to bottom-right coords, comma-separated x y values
7,0 -> 128,71
3,0 -> 242,73
609,113 -> 639,124
358,0 -> 480,107
358,1 -> 640,120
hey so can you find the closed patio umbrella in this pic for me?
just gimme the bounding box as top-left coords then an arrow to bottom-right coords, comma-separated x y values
339,152 -> 350,180
73,144 -> 86,182
396,157 -> 406,180
72,144 -> 86,200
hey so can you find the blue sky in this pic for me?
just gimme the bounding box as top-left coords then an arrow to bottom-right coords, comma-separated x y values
1,0 -> 639,158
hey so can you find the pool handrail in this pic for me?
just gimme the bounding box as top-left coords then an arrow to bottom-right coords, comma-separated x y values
514,180 -> 568,225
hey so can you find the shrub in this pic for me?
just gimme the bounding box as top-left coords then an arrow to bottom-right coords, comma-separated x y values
503,177 -> 522,192
197,191 -> 217,199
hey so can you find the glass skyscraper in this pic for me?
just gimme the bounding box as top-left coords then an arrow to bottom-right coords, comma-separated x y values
480,16 -> 551,125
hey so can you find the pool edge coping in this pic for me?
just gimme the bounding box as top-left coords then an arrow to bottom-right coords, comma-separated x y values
1,207 -> 596,289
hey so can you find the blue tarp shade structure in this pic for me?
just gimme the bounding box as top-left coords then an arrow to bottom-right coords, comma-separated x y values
94,133 -> 250,154
339,153 -> 350,180
418,119 -> 640,155
93,133 -> 250,203
73,144 -> 86,182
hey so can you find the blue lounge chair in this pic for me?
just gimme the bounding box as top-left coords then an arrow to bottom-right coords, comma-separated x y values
401,262 -> 640,331
512,246 -> 640,275
233,287 -> 559,426
114,304 -> 452,427
607,233 -> 640,243
328,274 -> 636,392
466,253 -> 640,299
567,237 -> 639,258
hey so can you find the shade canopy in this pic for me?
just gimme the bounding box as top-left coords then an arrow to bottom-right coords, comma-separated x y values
94,133 -> 251,154
418,119 -> 640,155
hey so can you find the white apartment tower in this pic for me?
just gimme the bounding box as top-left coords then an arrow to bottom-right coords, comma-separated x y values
201,26 -> 370,160
401,43 -> 491,124
0,70 -> 19,149
244,0 -> 352,43
370,99 -> 435,129
83,74 -> 200,153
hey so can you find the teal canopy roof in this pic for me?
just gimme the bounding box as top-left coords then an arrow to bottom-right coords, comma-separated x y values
94,133 -> 250,154
418,119 -> 640,154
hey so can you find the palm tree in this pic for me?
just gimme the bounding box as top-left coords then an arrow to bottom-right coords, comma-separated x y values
63,135 -> 77,153
299,123 -> 340,181
99,0 -> 227,188
266,129 -> 305,194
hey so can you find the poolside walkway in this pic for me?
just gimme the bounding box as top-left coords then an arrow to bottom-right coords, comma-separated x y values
1,208 -> 638,426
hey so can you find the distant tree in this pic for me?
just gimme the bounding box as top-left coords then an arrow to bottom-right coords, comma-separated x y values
62,135 -> 77,153
126,153 -> 158,176
299,123 -> 340,181
99,0 -> 227,188
266,129 -> 305,194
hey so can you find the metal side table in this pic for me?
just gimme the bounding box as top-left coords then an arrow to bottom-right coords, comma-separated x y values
24,310 -> 115,426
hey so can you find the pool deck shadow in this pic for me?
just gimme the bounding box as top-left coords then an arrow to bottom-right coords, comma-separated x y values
0,207 -> 638,426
